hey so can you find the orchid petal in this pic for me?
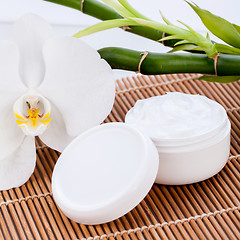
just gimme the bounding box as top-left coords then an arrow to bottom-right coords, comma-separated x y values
0,40 -> 26,92
0,107 -> 25,160
9,14 -> 55,88
0,40 -> 27,159
40,103 -> 74,152
39,37 -> 115,136
0,136 -> 36,190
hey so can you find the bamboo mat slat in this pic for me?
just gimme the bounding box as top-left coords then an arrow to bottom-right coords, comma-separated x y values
0,74 -> 240,240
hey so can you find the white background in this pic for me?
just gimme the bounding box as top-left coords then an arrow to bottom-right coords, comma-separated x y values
0,0 -> 239,27
0,0 -> 239,78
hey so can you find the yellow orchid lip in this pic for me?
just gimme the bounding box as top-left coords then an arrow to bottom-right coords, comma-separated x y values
13,91 -> 52,136
27,108 -> 39,127
14,110 -> 51,128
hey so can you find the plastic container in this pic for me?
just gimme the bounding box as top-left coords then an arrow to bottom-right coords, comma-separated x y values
125,92 -> 231,185
153,120 -> 231,184
52,123 -> 159,225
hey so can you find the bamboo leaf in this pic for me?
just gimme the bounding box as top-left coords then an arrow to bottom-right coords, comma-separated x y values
233,24 -> 240,34
160,35 -> 187,42
159,11 -> 173,25
177,20 -> 195,32
215,43 -> 240,55
168,44 -> 201,53
73,19 -> 135,37
101,0 -> 134,18
130,17 -> 217,57
129,17 -> 183,35
187,1 -> 240,48
199,75 -> 240,83
117,0 -> 149,19
206,32 -> 210,40
174,40 -> 190,46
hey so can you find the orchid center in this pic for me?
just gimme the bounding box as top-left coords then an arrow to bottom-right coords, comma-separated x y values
13,90 -> 51,136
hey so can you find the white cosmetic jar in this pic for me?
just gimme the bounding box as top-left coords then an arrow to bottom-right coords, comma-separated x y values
125,92 -> 231,185
52,123 -> 159,224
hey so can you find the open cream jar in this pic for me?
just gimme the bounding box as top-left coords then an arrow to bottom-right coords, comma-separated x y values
125,92 -> 231,185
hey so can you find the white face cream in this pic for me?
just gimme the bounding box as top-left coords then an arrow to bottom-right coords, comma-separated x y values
125,92 -> 227,141
125,92 -> 231,185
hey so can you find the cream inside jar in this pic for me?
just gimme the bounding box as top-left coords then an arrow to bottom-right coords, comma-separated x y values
125,92 -> 231,185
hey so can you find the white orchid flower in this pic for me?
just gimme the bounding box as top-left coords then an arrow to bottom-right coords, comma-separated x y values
0,14 -> 115,190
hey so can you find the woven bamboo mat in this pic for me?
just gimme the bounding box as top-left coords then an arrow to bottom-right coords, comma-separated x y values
0,73 -> 240,240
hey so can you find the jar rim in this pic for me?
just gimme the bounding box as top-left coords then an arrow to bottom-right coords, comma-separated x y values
152,116 -> 229,147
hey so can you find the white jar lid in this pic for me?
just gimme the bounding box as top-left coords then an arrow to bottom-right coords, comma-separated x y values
52,122 -> 159,225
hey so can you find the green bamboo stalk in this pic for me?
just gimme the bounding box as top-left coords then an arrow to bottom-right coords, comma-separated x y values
44,0 -> 177,46
98,47 -> 240,76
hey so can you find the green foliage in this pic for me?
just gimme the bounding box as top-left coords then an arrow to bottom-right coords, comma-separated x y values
117,0 -> 149,20
74,0 -> 219,57
187,1 -> 240,49
73,19 -> 135,37
215,44 -> 240,55
130,17 -> 217,57
168,44 -> 201,53
199,75 -> 240,83
46,0 -> 240,83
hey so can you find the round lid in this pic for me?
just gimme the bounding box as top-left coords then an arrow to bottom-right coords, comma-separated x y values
52,122 -> 159,225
